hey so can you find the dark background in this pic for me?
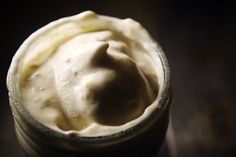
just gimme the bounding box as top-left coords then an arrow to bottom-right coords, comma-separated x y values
1,0 -> 236,157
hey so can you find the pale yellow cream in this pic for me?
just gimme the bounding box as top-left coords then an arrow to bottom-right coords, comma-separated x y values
15,11 -> 164,136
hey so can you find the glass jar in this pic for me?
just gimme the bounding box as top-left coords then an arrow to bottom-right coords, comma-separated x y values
7,12 -> 172,157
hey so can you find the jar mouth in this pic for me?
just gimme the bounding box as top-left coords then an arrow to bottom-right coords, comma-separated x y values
7,45 -> 171,145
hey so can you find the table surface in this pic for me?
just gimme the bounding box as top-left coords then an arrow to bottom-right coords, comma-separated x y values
1,1 -> 236,157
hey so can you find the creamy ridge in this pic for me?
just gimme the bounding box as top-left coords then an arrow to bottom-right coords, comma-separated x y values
16,11 -> 164,136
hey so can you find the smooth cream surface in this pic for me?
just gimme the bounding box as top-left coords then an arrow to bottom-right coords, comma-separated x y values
17,11 -> 163,136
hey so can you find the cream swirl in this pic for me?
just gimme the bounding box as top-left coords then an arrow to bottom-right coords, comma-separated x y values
16,11 -> 163,136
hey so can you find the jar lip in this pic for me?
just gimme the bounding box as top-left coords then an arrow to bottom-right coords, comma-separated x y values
7,45 -> 171,144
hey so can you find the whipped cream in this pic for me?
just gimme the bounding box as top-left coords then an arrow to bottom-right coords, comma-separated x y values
13,11 -> 164,136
